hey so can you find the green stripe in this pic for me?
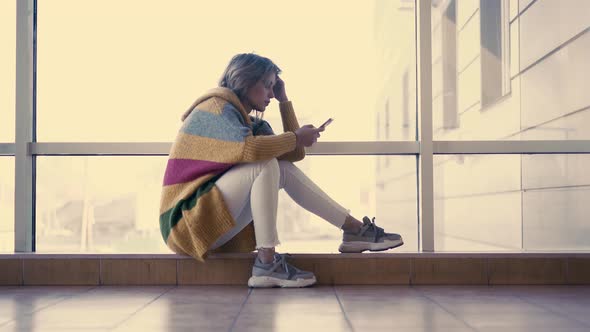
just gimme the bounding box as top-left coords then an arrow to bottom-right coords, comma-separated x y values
159,172 -> 225,242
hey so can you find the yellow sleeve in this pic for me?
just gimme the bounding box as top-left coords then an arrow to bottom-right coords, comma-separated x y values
241,132 -> 297,162
276,101 -> 306,162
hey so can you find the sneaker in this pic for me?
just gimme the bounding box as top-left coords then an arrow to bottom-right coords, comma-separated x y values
248,253 -> 317,288
338,216 -> 404,253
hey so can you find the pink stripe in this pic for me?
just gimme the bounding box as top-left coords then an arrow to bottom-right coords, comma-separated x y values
163,159 -> 232,186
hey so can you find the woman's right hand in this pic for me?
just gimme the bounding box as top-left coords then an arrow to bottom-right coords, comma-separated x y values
294,125 -> 324,148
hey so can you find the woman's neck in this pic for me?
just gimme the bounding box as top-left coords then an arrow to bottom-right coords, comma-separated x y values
240,98 -> 254,113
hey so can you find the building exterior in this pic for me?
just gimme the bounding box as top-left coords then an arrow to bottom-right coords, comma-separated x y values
375,0 -> 590,251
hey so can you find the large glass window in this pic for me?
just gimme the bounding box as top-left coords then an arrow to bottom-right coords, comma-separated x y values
434,154 -> 590,251
0,157 -> 15,252
32,0 -> 419,254
7,0 -> 585,255
36,156 -> 417,253
0,1 -> 16,143
37,0 -> 416,142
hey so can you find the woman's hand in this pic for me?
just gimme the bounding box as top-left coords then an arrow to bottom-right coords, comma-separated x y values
273,76 -> 288,102
294,125 -> 324,148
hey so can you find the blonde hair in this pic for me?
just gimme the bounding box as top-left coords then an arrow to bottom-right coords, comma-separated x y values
182,53 -> 279,122
219,53 -> 281,117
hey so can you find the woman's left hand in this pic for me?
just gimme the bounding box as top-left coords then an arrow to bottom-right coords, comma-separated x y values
273,76 -> 289,102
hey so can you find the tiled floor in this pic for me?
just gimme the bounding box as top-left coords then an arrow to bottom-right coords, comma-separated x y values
0,286 -> 589,331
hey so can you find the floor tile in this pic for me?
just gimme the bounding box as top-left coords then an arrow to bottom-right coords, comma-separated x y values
346,308 -> 468,329
0,286 -> 172,330
112,286 -> 248,331
232,312 -> 351,332
459,311 -> 586,329
478,329 -> 590,332
0,286 -> 94,326
243,287 -> 341,314
0,285 -> 588,332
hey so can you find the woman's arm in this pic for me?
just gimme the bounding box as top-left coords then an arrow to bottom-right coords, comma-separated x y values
242,131 -> 297,162
276,101 -> 306,162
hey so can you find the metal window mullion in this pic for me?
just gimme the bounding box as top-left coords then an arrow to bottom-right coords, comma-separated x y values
0,144 -> 16,155
29,142 -> 422,155
433,140 -> 590,154
26,141 -> 590,155
418,0 -> 435,252
14,0 -> 36,252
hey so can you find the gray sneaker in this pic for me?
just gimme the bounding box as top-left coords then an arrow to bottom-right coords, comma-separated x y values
248,253 -> 317,288
338,216 -> 404,253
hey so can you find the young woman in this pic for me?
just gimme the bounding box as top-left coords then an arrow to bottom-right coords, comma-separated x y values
159,53 -> 403,288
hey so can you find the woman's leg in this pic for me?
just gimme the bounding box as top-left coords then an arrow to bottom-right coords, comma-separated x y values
210,158 -> 281,261
277,160 -> 359,229
211,158 -> 363,259
276,160 -> 404,253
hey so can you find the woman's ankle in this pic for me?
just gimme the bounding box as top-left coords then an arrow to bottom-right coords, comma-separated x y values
341,215 -> 362,233
257,247 -> 276,264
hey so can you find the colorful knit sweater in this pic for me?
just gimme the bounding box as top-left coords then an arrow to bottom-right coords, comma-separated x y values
159,87 -> 305,261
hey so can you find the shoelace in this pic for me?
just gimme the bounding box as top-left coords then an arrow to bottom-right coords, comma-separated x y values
362,217 -> 386,243
271,254 -> 297,279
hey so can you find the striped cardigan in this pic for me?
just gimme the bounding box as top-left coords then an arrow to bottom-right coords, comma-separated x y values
159,87 -> 305,261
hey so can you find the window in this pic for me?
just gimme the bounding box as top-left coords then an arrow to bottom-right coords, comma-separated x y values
0,157 -> 15,252
434,153 -> 590,251
442,0 -> 458,128
36,157 -> 169,253
0,0 -> 16,142
480,0 -> 510,107
35,155 -> 418,253
37,0 -> 413,142
434,0 -> 516,140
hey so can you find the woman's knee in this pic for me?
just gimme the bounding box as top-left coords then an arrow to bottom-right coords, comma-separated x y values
277,160 -> 296,188
277,159 -> 294,170
264,158 -> 280,172
257,158 -> 280,180
247,158 -> 279,174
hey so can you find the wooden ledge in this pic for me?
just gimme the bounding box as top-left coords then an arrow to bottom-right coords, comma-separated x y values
0,253 -> 589,286
3,252 -> 590,259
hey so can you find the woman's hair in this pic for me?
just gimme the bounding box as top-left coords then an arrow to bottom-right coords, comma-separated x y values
219,53 -> 281,101
182,53 -> 280,122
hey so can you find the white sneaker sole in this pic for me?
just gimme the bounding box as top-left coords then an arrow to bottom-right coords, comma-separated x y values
338,238 -> 404,253
248,275 -> 317,288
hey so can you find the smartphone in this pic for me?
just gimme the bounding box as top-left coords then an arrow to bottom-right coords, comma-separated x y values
319,118 -> 334,129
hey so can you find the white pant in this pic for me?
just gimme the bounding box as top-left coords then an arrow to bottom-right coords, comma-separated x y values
210,158 -> 350,250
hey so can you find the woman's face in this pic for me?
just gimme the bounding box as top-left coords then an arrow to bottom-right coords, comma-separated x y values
243,72 -> 276,112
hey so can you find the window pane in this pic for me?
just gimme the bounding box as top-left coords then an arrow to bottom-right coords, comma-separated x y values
36,157 -> 169,253
429,1 -> 590,140
38,0 -> 416,142
523,154 -> 590,250
0,157 -> 15,252
374,156 -> 418,252
434,154 -> 590,251
374,1 -> 417,141
36,155 -> 417,253
280,156 -> 417,253
0,1 -> 16,142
